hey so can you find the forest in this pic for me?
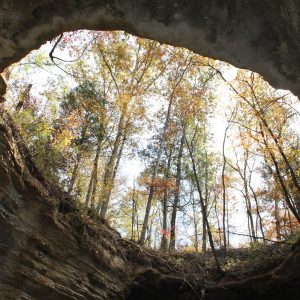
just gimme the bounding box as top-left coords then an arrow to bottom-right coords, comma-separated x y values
3,30 -> 300,269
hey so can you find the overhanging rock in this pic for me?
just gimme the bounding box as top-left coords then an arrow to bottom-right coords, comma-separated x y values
0,1 -> 300,96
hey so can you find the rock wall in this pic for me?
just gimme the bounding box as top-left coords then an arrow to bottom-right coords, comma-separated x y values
0,0 -> 300,96
0,113 -> 129,299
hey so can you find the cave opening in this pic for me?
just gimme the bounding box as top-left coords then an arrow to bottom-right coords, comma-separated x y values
1,28 -> 300,284
1,2 -> 300,299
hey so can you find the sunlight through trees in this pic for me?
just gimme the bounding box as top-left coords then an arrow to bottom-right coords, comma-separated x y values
4,30 -> 300,257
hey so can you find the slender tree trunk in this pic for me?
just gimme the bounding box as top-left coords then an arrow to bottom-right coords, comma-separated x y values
186,138 -> 223,274
67,152 -> 82,195
242,156 -> 257,242
203,149 -> 209,251
146,209 -> 157,248
90,161 -> 99,211
169,128 -> 185,251
245,197 -> 253,243
226,204 -> 230,249
96,113 -> 126,216
136,203 -> 140,240
221,126 -> 228,253
214,196 -> 222,248
131,184 -> 136,240
100,134 -> 126,218
248,182 -> 265,241
160,192 -> 168,251
160,148 -> 173,252
244,187 -> 256,242
202,213 -> 207,252
84,143 -> 101,209
274,199 -> 281,240
192,192 -> 199,253
286,202 -> 294,234
231,147 -> 257,242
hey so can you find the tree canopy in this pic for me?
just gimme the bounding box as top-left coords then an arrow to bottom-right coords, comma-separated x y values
3,30 -> 300,260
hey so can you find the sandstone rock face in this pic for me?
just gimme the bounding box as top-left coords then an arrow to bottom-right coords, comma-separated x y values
0,113 -> 129,299
0,1 -> 300,96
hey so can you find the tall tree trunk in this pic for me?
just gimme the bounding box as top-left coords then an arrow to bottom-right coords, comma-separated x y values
146,209 -> 157,248
274,198 -> 282,240
169,128 -> 185,251
186,138 -> 223,274
230,147 -> 257,242
244,184 -> 256,241
67,152 -> 82,195
226,202 -> 230,248
95,113 -> 125,216
221,125 -> 228,253
242,153 -> 257,242
160,193 -> 168,251
90,160 -> 99,210
248,181 -> 265,241
84,143 -> 101,209
100,134 -> 126,218
68,124 -> 88,195
285,202 -> 294,234
136,209 -> 140,240
202,212 -> 207,252
192,191 -> 199,253
160,148 -> 173,252
202,148 -> 210,252
214,195 -> 222,248
131,184 -> 136,240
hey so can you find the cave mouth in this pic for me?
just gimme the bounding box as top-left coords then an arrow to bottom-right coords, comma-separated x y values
2,29 -> 300,262
0,26 -> 300,300
1,2 -> 300,298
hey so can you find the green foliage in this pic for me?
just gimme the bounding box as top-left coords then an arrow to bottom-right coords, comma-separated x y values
286,227 -> 300,245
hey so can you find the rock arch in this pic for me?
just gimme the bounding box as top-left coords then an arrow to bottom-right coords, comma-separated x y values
0,0 -> 300,96
1,1 -> 300,299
